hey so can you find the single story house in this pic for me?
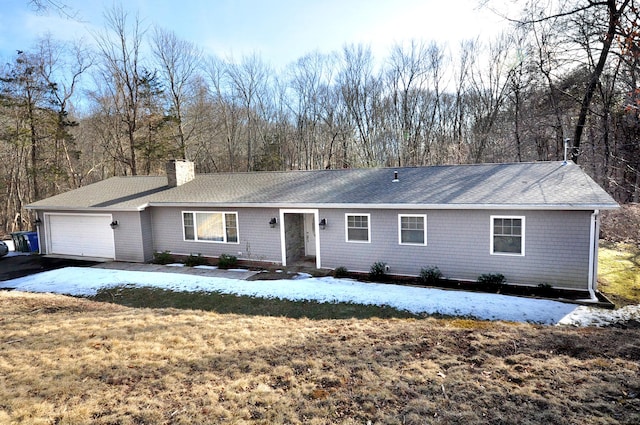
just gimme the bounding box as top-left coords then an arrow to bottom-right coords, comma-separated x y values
27,160 -> 618,294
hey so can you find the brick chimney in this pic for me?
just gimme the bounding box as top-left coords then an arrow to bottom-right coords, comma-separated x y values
166,159 -> 195,187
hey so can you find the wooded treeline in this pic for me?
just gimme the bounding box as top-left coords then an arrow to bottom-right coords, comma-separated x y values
1,1 -> 639,234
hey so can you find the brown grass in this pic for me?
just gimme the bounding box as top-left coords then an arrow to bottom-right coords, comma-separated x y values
1,291 -> 639,424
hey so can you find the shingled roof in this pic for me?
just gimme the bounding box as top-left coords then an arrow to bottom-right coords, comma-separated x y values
27,161 -> 618,211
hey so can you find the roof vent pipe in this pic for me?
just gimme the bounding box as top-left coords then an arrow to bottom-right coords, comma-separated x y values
563,138 -> 571,165
392,170 -> 399,182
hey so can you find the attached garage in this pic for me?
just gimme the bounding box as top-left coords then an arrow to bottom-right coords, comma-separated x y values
45,213 -> 115,259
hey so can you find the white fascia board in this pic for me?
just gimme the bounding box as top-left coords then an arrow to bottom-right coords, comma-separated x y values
25,205 -> 146,212
146,202 -> 619,211
28,201 -> 618,212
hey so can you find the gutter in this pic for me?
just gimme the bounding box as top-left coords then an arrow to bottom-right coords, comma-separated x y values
141,201 -> 620,211
25,205 -> 149,212
585,209 -> 601,302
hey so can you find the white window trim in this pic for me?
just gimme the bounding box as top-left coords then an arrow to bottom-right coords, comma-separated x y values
182,211 -> 240,244
398,214 -> 427,246
345,213 -> 371,243
490,215 -> 525,256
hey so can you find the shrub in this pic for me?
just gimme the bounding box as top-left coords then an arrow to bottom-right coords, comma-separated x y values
333,266 -> 349,278
185,253 -> 208,267
152,250 -> 173,265
217,253 -> 238,269
419,266 -> 442,285
477,273 -> 506,291
537,282 -> 556,296
369,261 -> 388,281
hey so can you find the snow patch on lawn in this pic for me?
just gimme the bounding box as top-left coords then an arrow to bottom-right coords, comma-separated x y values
558,304 -> 640,327
1,266 -> 636,327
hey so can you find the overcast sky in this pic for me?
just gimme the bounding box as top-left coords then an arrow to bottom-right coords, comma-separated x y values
0,0 -> 510,69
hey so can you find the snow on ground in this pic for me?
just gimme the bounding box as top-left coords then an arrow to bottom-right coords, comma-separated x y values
3,266 -> 634,326
559,304 -> 640,327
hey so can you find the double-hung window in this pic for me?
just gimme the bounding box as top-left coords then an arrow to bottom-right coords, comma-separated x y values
183,211 -> 238,243
346,214 -> 370,243
491,216 -> 524,255
399,214 -> 426,245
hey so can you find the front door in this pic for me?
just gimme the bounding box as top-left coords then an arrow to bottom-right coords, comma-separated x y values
304,214 -> 316,256
279,209 -> 320,268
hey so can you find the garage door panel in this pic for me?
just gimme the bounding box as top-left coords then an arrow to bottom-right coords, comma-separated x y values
48,214 -> 115,259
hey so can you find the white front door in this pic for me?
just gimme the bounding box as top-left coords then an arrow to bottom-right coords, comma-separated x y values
304,213 -> 316,256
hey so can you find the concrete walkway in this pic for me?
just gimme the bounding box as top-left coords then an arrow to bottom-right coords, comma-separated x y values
92,262 -> 260,280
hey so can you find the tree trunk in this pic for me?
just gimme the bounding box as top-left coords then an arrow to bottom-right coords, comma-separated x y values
571,0 -> 628,163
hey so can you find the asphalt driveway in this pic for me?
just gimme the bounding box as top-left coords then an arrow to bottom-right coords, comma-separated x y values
0,255 -> 98,283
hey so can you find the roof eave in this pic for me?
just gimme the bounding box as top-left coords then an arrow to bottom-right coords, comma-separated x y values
26,205 -> 148,212
146,201 -> 620,210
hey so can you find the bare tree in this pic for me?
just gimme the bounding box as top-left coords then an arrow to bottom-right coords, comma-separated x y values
449,39 -> 475,161
509,0 -> 632,162
27,0 -> 77,18
386,40 -> 431,166
338,44 -> 386,166
94,4 -> 147,175
203,56 -> 243,171
286,51 -> 338,169
226,53 -> 272,171
466,34 -> 513,163
151,27 -> 202,160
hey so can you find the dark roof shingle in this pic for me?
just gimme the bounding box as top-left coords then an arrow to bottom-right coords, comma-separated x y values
27,161 -> 618,211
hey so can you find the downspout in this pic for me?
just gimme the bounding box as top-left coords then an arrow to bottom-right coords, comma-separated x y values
586,209 -> 600,302
34,212 -> 42,254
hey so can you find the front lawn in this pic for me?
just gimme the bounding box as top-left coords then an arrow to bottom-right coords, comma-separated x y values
91,285 -> 421,320
1,290 -> 639,424
598,242 -> 640,306
0,244 -> 638,423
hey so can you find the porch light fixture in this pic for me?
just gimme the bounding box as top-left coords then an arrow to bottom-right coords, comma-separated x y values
34,218 -> 42,226
110,220 -> 119,229
269,217 -> 277,228
319,218 -> 327,230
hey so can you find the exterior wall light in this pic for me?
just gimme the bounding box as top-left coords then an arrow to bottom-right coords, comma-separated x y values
110,220 -> 119,229
34,218 -> 42,226
319,218 -> 327,230
269,217 -> 277,228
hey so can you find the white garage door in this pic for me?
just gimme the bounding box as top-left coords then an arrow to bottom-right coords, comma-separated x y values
47,214 -> 115,259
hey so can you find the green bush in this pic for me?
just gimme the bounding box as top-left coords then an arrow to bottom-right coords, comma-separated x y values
185,253 -> 208,267
537,282 -> 556,296
419,266 -> 442,285
477,273 -> 506,291
152,250 -> 174,265
217,253 -> 238,269
369,261 -> 388,281
334,266 -> 349,278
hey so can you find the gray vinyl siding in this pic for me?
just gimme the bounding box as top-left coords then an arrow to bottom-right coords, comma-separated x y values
112,211 -> 147,262
150,207 -> 282,263
317,209 -> 593,290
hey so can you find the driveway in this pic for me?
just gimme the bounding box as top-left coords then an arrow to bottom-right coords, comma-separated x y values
0,254 -> 259,284
0,255 -> 98,283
